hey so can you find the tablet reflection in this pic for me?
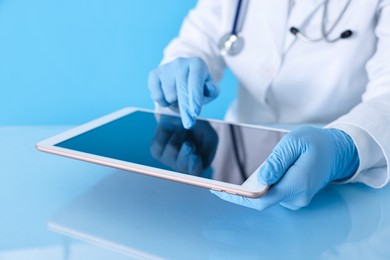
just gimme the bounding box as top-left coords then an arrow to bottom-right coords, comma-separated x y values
47,170 -> 387,260
150,115 -> 218,177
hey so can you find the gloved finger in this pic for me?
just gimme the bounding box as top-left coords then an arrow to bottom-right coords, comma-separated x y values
279,200 -> 310,211
176,66 -> 195,129
160,74 -> 178,105
209,189 -> 283,211
262,156 -> 316,210
150,127 -> 173,159
210,177 -> 300,211
188,153 -> 203,176
148,70 -> 169,107
160,130 -> 186,166
278,157 -> 320,210
210,190 -> 256,208
257,136 -> 302,185
170,101 -> 179,108
278,190 -> 312,210
187,60 -> 207,118
176,141 -> 202,175
204,80 -> 219,104
247,184 -> 290,210
158,115 -> 182,130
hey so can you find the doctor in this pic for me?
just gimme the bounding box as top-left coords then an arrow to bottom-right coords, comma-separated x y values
148,0 -> 390,210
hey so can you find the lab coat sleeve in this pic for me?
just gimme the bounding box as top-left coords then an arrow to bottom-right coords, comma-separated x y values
159,0 -> 226,82
327,1 -> 390,188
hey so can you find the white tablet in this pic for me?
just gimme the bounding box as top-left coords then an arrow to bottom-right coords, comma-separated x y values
36,107 -> 287,198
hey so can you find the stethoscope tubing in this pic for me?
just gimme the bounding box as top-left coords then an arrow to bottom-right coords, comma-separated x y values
220,0 -> 354,56
231,0 -> 243,36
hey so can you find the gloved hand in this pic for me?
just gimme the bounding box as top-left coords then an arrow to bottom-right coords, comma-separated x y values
148,57 -> 219,129
150,114 -> 218,176
211,126 -> 360,210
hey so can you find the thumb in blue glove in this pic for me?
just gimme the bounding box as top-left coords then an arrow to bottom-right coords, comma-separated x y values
211,126 -> 360,210
148,57 -> 219,129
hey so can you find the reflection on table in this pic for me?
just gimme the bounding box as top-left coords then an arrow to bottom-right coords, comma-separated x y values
49,170 -> 390,260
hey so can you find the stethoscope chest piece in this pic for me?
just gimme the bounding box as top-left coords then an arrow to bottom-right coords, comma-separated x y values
218,33 -> 245,56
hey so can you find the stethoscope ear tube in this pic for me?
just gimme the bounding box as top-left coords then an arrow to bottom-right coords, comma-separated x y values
220,0 -> 355,56
290,0 -> 353,43
290,26 -> 353,43
340,30 -> 353,39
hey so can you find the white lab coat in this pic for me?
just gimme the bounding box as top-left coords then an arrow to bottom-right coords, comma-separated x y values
159,0 -> 390,188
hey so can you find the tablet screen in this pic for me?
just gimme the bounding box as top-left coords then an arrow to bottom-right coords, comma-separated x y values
55,111 -> 285,185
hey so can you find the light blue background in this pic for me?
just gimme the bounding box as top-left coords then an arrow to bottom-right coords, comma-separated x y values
0,0 -> 236,125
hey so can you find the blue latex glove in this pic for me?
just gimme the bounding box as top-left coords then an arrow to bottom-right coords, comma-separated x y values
211,126 -> 360,210
148,57 -> 219,129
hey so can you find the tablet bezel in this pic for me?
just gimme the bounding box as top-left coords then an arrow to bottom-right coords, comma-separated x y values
36,107 -> 288,198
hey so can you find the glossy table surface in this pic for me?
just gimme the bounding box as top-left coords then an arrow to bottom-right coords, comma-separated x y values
2,126 -> 390,260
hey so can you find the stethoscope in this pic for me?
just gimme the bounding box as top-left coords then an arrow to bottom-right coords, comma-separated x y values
218,0 -> 354,56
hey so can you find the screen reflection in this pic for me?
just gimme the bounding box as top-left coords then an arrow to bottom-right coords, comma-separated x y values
55,111 -> 285,185
150,115 -> 218,177
150,113 -> 286,185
